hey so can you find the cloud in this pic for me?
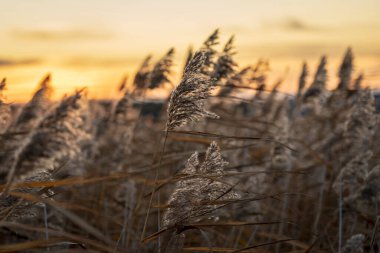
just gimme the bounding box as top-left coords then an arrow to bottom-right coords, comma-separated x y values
0,58 -> 41,67
263,17 -> 325,32
64,57 -> 138,67
239,42 -> 348,59
283,18 -> 313,31
10,28 -> 114,41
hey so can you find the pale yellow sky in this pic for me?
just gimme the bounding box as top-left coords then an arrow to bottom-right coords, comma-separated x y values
1,0 -> 380,102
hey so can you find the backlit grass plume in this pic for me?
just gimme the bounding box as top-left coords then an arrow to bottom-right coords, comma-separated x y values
200,29 -> 219,75
345,163 -> 380,212
0,78 -> 11,133
96,89 -> 135,167
133,55 -> 152,90
297,62 -> 308,99
118,75 -> 128,93
166,50 -> 219,131
337,48 -> 353,90
333,151 -> 373,198
218,66 -> 251,97
113,89 -> 131,124
354,73 -> 363,90
303,56 -> 327,100
13,90 -> 89,177
182,46 -> 193,75
251,59 -> 270,85
162,142 -> 240,225
0,76 -> 53,179
211,35 -> 237,83
148,48 -> 175,89
11,74 -> 53,132
0,169 -> 53,221
162,142 -> 239,251
342,234 -> 365,253
345,89 -> 376,143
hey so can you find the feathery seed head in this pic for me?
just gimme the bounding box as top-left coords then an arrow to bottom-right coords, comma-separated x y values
199,142 -> 228,174
166,50 -> 219,131
342,234 -> 365,253
148,48 -> 175,89
14,90 -> 90,176
133,55 -> 152,90
337,48 -> 353,90
354,73 -> 363,90
303,56 -> 327,100
333,151 -> 373,196
12,74 -> 53,131
297,62 -> 308,97
200,29 -> 220,75
163,142 -> 239,228
211,35 -> 237,83
118,75 -> 128,93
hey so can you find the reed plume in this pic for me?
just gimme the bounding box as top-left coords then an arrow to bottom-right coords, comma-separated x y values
337,48 -> 353,91
163,142 -> 239,226
261,80 -> 282,117
0,75 -> 53,179
166,51 -> 219,131
218,66 -> 251,97
342,234 -> 365,253
148,48 -> 175,89
118,75 -> 128,93
162,142 -> 239,251
297,62 -> 308,99
333,151 -> 372,198
354,73 -> 363,90
200,29 -> 219,75
344,88 -> 376,149
11,74 -> 53,132
303,56 -> 327,100
133,55 -> 152,90
0,78 -> 11,134
251,59 -> 270,86
96,89 -> 135,167
113,90 -> 131,124
182,46 -> 193,75
211,35 -> 237,83
13,90 -> 89,177
0,169 -> 53,221
356,164 -> 380,202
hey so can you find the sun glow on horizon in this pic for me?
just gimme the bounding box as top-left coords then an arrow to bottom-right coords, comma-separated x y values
0,0 -> 379,102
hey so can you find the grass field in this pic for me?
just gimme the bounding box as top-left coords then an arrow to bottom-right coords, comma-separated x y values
0,30 -> 379,253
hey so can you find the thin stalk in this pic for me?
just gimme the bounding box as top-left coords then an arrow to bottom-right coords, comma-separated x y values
140,130 -> 169,252
370,215 -> 380,252
338,177 -> 343,253
275,170 -> 291,253
43,203 -> 49,252
312,166 -> 326,240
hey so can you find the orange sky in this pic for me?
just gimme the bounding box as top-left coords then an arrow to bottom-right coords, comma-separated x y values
1,0 -> 380,102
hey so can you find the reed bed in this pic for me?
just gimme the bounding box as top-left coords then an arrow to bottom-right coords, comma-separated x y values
0,30 -> 379,253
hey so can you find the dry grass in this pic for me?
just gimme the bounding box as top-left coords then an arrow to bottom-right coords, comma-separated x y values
0,30 -> 379,253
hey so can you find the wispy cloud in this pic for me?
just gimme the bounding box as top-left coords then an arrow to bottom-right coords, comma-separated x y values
64,57 -> 138,67
263,17 -> 326,32
0,58 -> 41,67
283,18 -> 315,31
239,42 -> 348,59
10,28 -> 114,41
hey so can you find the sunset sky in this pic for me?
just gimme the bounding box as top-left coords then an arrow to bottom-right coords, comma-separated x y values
1,0 -> 380,102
